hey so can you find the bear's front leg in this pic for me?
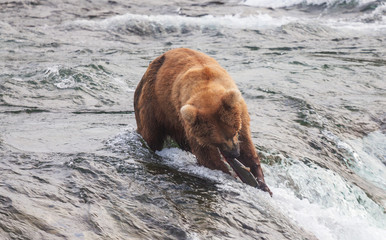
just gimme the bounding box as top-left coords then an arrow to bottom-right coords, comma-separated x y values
238,126 -> 272,196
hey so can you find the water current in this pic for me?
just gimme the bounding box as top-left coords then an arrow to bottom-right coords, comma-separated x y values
0,0 -> 385,239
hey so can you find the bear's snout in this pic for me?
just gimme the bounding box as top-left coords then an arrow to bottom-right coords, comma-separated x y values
221,141 -> 240,159
223,149 -> 240,159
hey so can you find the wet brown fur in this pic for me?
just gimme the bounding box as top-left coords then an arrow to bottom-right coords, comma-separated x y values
134,48 -> 269,189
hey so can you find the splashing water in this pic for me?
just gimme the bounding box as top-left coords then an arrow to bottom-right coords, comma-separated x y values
1,0 -> 385,239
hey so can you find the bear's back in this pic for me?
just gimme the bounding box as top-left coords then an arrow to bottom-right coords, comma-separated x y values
155,48 -> 237,110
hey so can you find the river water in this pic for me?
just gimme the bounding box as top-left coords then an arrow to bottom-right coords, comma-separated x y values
0,0 -> 385,239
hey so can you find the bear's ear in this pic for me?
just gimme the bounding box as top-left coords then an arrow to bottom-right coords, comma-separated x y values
222,89 -> 241,108
180,104 -> 198,124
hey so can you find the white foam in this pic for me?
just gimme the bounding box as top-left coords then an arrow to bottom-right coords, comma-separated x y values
66,10 -> 386,38
43,65 -> 60,76
55,77 -> 76,89
358,2 -> 386,25
67,13 -> 295,32
271,186 -> 386,240
267,158 -> 386,240
155,146 -> 386,240
346,132 -> 386,190
323,130 -> 386,190
242,0 -> 375,8
43,65 -> 78,89
109,128 -> 386,240
156,148 -> 234,183
241,0 -> 386,34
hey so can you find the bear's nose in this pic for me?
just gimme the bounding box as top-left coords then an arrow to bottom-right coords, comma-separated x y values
222,149 -> 240,159
227,148 -> 240,158
222,142 -> 240,159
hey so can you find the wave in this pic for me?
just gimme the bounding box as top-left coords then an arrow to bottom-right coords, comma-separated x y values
108,129 -> 386,240
66,13 -> 295,36
242,0 -> 377,9
242,0 -> 386,24
323,130 -> 386,190
65,9 -> 385,39
359,3 -> 386,23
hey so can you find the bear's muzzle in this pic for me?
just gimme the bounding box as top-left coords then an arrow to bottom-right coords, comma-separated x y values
220,140 -> 240,159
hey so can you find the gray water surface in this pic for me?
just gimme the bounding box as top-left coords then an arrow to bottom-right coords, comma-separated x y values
1,0 -> 385,239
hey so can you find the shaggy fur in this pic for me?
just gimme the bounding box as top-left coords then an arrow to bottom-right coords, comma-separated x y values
134,48 -> 270,193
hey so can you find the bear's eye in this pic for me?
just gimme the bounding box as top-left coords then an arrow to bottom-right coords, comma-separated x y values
224,131 -> 238,141
232,132 -> 239,140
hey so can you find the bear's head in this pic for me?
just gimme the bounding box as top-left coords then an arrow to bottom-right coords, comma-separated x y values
180,89 -> 242,159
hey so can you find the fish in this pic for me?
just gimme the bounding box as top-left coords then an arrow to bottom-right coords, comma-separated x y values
225,157 -> 260,188
219,150 -> 272,196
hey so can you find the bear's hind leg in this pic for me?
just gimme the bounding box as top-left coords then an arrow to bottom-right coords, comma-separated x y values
137,114 -> 166,152
139,127 -> 165,152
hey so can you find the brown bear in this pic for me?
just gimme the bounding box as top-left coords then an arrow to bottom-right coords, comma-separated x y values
134,48 -> 271,195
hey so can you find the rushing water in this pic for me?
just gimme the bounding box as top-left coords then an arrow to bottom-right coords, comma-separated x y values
1,0 -> 385,239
